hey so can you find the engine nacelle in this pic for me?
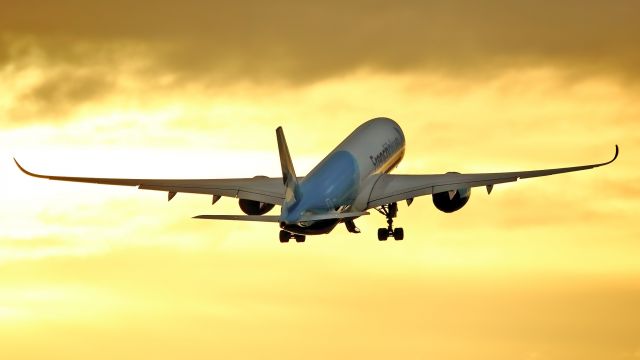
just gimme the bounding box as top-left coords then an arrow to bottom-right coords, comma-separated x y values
432,187 -> 471,213
239,199 -> 275,215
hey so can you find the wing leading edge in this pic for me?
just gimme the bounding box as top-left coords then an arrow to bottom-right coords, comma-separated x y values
367,145 -> 619,209
14,159 -> 286,205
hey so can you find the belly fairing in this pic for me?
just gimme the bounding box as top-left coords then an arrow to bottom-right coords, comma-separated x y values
281,219 -> 340,235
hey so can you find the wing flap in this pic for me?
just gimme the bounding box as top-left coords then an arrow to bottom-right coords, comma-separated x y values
368,175 -> 517,208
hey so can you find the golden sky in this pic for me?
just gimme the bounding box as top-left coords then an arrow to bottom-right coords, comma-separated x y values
1,1 -> 639,359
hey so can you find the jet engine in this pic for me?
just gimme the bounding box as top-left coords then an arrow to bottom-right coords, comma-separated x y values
239,199 -> 275,215
432,187 -> 471,213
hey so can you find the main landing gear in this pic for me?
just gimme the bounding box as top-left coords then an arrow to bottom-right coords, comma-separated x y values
279,230 -> 305,243
375,202 -> 404,241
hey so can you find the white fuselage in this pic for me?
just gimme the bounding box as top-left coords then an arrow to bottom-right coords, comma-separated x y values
280,117 -> 405,234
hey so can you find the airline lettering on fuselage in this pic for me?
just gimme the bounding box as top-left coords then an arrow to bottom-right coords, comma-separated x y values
370,136 -> 402,169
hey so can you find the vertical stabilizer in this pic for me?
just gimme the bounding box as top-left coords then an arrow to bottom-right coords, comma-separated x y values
276,127 -> 299,202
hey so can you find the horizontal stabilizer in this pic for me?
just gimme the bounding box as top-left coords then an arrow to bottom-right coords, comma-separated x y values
299,211 -> 369,222
193,215 -> 280,222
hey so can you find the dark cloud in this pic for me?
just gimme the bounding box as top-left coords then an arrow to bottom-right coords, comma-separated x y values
6,64 -> 115,122
26,71 -> 111,110
1,1 -> 639,83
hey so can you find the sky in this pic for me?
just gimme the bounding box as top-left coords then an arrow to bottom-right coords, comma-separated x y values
1,1 -> 639,359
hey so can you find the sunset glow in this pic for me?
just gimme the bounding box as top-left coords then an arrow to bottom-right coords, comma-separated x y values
1,2 -> 639,359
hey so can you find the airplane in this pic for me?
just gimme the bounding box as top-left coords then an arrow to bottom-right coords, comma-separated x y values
15,117 -> 618,243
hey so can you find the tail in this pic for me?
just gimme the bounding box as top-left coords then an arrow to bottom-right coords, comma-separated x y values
276,126 -> 300,203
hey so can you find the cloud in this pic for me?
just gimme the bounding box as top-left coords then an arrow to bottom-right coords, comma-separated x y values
1,1 -> 639,85
9,68 -> 114,122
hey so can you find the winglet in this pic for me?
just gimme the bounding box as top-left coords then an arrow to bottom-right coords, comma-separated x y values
595,144 -> 619,167
276,127 -> 300,202
14,158 -> 47,179
610,144 -> 619,165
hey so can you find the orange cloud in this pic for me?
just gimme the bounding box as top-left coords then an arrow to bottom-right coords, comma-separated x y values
2,1 -> 640,87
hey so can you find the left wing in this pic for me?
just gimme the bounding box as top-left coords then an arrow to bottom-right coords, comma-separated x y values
366,145 -> 619,209
14,159 -> 286,205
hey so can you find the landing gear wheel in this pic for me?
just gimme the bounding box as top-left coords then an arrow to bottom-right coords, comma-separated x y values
279,230 -> 291,243
375,202 -> 404,241
294,234 -> 306,243
393,227 -> 404,240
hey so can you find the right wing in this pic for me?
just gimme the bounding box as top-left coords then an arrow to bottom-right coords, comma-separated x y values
14,159 -> 286,205
366,145 -> 619,209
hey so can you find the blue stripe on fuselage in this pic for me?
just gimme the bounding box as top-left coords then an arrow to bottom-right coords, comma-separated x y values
281,150 -> 360,224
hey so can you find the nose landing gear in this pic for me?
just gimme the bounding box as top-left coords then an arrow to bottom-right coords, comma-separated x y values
279,230 -> 306,243
279,230 -> 290,243
376,202 -> 404,241
344,219 -> 361,234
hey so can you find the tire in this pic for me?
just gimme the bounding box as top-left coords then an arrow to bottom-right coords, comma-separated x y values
294,235 -> 306,243
279,230 -> 291,243
393,227 -> 404,240
377,228 -> 388,241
